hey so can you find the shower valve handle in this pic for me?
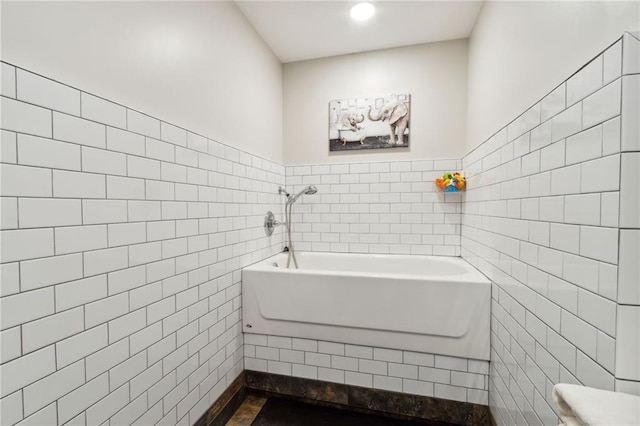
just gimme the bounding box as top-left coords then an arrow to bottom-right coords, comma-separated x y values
264,211 -> 283,236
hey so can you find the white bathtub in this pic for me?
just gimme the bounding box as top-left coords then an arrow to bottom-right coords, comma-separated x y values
242,252 -> 491,360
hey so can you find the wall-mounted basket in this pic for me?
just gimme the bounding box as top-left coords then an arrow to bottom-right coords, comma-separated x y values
435,172 -> 465,192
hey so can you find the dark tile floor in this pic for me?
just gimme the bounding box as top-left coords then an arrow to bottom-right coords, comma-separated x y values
226,395 -> 456,426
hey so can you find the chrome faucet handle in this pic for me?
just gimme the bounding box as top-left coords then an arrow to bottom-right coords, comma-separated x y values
264,211 -> 282,236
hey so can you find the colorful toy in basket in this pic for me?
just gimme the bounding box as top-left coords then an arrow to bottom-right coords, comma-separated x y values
435,172 -> 465,192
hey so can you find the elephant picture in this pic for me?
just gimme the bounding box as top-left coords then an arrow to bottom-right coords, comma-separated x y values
367,101 -> 409,145
328,93 -> 410,151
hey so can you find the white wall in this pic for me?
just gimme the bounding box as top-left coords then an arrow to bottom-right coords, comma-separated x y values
462,33 -> 640,425
466,0 -> 640,152
0,1 -> 283,163
283,40 -> 468,165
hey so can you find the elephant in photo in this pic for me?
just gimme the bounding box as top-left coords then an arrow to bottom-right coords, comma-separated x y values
341,112 -> 365,131
367,101 -> 409,145
338,112 -> 366,145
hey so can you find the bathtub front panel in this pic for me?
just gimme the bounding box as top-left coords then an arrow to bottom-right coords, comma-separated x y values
242,253 -> 490,360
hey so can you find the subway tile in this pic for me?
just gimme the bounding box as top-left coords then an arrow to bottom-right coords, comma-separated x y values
579,226 -> 618,264
541,84 -> 566,122
128,155 -> 161,179
576,351 -> 614,390
1,62 -> 16,98
550,164 -> 582,195
0,346 -> 55,398
0,164 -> 52,197
109,392 -> 147,425
147,137 -> 175,162
1,130 -> 17,164
107,175 -> 145,199
57,373 -> 109,424
620,75 -> 640,152
563,252 -> 599,293
108,265 -> 146,295
566,56 -> 603,106
19,198 -> 81,228
388,363 -> 418,379
108,309 -> 146,343
582,79 -> 621,129
600,192 -> 619,228
603,39 -> 622,84
22,306 -> 84,353
106,127 -> 145,156
577,289 -> 617,336
55,275 -> 107,311
344,371 -> 371,387
53,170 -> 106,198
565,125 -> 602,165
17,134 -> 81,170
0,326 -> 21,364
0,197 -> 18,230
403,379 -> 434,397
128,200 -> 161,222
81,93 -> 126,128
108,222 -> 146,247
129,241 -> 162,266
561,310 -> 597,358
419,366 -> 450,384
187,132 -> 208,153
550,223 -> 580,254
597,331 -> 615,373
622,32 -> 640,75
0,391 -> 24,425
1,96 -> 52,138
55,225 -> 107,255
551,102 -> 581,142
434,384 -> 466,402
161,122 -> 187,146
17,70 -> 80,115
451,371 -> 484,390
616,305 -> 640,381
84,246 -> 128,276
20,253 -> 83,291
82,199 -> 128,224
18,403 -> 58,426
53,112 -> 106,148
0,288 -> 54,330
564,193 -> 600,225
86,339 -> 130,380
373,347 -> 403,362
602,116 -> 621,156
81,146 -> 127,176
618,229 -> 640,305
127,109 -> 160,138
0,228 -> 54,262
373,375 -> 402,392
619,152 -> 640,227
580,154 -> 619,193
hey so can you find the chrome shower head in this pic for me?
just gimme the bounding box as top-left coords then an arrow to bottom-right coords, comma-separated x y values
287,185 -> 318,204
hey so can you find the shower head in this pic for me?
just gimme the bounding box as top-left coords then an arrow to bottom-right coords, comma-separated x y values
304,185 -> 318,195
287,185 -> 318,204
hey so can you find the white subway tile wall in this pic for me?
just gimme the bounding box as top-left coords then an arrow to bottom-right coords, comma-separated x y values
244,333 -> 489,404
2,31 -> 639,426
285,159 -> 463,256
0,63 -> 284,426
461,33 -> 640,426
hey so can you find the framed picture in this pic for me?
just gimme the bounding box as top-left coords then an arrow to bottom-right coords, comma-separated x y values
328,93 -> 410,152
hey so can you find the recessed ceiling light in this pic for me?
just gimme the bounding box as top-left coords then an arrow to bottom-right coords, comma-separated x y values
350,2 -> 375,21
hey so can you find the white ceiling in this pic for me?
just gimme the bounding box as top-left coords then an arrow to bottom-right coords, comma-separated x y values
235,1 -> 484,63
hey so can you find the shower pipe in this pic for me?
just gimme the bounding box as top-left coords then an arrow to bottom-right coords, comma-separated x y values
278,185 -> 318,268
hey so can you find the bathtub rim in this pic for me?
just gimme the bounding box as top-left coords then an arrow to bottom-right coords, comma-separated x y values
243,251 -> 491,285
